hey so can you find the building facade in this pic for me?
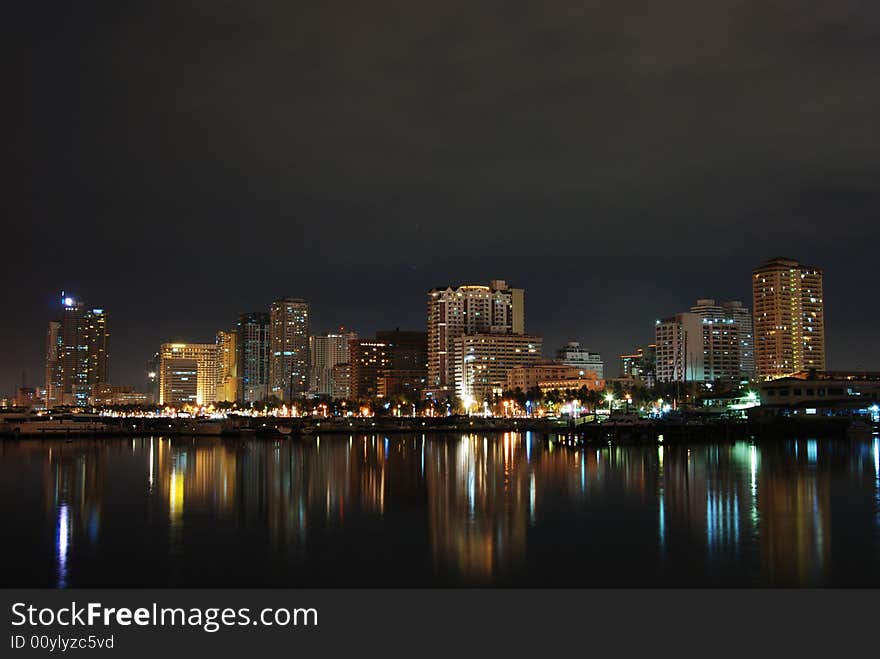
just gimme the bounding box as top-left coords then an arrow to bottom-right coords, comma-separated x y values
427,280 -> 524,392
310,329 -> 358,397
48,294 -> 111,406
752,257 -> 825,380
453,334 -> 542,403
269,297 -> 310,402
158,343 -> 219,406
506,361 -> 583,392
89,384 -> 150,406
215,330 -> 238,402
555,342 -> 604,379
348,331 -> 427,400
655,299 -> 755,384
237,312 -> 270,404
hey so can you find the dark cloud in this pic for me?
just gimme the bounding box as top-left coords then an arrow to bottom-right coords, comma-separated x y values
4,0 -> 880,392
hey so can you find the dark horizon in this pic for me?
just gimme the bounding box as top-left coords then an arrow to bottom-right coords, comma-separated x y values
6,1 -> 880,393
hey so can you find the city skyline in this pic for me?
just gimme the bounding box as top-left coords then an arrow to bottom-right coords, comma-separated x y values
0,254 -> 869,398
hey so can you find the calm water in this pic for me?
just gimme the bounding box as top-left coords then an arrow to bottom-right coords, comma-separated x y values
2,432 -> 880,587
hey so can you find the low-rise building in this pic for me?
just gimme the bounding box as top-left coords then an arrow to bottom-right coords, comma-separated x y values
90,384 -> 150,407
506,361 -> 581,392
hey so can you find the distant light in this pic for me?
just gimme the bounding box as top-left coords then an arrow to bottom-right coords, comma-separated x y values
64,297 -> 73,307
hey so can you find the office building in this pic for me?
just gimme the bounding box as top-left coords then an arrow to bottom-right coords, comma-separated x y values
158,343 -> 219,406
269,297 -> 310,402
427,280 -> 524,392
237,312 -> 270,404
348,330 -> 427,400
752,257 -> 825,379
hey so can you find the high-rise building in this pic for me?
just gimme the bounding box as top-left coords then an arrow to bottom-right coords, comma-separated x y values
752,257 -> 825,379
348,330 -> 428,400
721,301 -> 755,379
310,328 -> 357,396
215,330 -> 238,402
237,312 -> 270,404
453,334 -> 542,403
269,297 -> 310,402
655,313 -> 703,383
44,321 -> 62,408
158,343 -> 219,406
655,299 -> 753,384
50,294 -> 111,406
348,340 -> 394,400
427,279 -> 524,392
331,363 -> 351,399
555,342 -> 604,379
85,307 -> 110,388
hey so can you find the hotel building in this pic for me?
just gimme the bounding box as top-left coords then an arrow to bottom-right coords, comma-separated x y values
427,280 -> 524,392
752,257 -> 825,379
453,334 -> 542,403
158,342 -> 219,406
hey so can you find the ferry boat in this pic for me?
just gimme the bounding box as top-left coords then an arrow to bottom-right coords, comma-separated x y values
1,413 -> 116,437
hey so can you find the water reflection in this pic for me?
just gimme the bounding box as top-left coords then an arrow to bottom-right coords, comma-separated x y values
1,433 -> 879,587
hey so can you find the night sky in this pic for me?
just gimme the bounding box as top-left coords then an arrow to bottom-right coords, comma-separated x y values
5,1 -> 880,394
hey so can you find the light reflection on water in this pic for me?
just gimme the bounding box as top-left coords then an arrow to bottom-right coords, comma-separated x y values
1,433 -> 880,587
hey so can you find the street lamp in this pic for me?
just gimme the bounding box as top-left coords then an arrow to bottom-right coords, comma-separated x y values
605,393 -> 614,416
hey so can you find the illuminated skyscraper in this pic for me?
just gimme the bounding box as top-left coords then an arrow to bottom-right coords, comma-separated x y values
50,294 -> 111,406
269,297 -> 310,402
752,257 -> 825,379
427,280 -> 524,393
237,312 -> 270,404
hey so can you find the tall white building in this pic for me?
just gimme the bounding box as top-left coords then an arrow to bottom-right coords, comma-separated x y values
555,342 -> 604,379
655,299 -> 753,384
427,279 -> 524,392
